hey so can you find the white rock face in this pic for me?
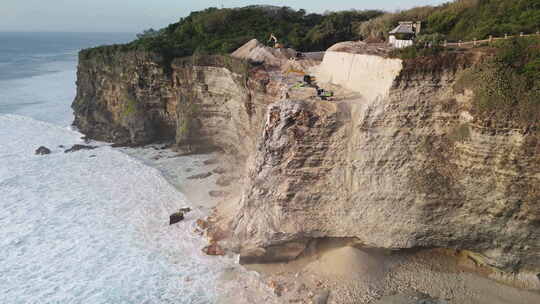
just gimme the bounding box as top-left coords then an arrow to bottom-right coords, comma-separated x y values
231,38 -> 296,67
72,40 -> 540,277
315,51 -> 402,102
218,49 -> 540,274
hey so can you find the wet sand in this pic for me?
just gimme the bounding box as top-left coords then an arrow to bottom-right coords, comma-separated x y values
120,144 -> 540,304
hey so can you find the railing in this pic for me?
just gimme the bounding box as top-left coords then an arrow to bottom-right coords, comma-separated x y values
442,32 -> 540,48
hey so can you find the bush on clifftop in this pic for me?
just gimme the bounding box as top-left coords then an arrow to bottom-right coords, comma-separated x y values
82,6 -> 383,62
456,36 -> 540,129
359,0 -> 540,41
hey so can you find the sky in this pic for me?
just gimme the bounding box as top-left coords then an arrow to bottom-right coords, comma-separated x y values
1,0 -> 448,33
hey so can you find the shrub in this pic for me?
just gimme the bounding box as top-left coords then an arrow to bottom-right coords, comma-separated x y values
359,0 -> 540,42
458,37 -> 540,129
80,6 -> 383,69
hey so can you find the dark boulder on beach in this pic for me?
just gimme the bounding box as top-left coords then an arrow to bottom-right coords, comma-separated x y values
169,211 -> 185,225
64,144 -> 97,153
35,146 -> 51,155
169,207 -> 191,225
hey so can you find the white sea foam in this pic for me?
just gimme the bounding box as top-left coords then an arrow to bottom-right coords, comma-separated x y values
0,33 -> 279,303
0,114 -> 233,303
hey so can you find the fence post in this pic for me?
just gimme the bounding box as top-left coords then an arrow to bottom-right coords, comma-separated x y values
520,32 -> 524,37
489,35 -> 493,44
473,38 -> 477,46
505,33 -> 508,39
444,40 -> 447,47
458,40 -> 462,47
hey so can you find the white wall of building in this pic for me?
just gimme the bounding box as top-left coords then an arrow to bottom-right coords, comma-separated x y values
389,35 -> 414,49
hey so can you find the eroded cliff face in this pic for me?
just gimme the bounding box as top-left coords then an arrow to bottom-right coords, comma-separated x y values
214,52 -> 539,274
72,52 -> 277,164
72,45 -> 539,275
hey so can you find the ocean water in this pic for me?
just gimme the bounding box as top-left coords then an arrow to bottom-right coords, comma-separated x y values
0,33 -> 263,304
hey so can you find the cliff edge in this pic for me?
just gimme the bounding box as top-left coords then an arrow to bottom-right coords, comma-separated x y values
72,40 -> 540,282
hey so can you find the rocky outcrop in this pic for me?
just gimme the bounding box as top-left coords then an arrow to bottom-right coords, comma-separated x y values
35,146 -> 51,155
73,41 -> 539,276
215,50 -> 539,274
64,144 -> 97,153
232,38 -> 297,67
72,51 -> 278,161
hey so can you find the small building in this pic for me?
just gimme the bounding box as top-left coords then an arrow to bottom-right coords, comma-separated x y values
388,21 -> 421,48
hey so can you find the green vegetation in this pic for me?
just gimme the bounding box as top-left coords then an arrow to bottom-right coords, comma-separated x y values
456,37 -> 540,129
359,0 -> 540,41
122,97 -> 138,117
176,97 -> 200,144
133,6 -> 382,56
359,5 -> 438,41
390,44 -> 473,82
82,6 -> 383,62
301,10 -> 382,50
390,45 -> 446,59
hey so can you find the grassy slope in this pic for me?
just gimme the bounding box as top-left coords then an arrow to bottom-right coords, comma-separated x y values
359,0 -> 540,41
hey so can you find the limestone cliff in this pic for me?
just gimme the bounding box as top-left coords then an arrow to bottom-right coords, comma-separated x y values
72,42 -> 539,276
72,51 -> 276,162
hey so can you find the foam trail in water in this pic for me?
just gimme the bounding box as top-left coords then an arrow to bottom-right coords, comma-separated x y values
0,114 -> 234,303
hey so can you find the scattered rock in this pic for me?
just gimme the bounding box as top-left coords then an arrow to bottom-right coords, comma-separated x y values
202,242 -> 225,256
196,219 -> 209,230
110,142 -> 141,148
179,207 -> 192,213
203,158 -> 219,165
212,167 -> 227,174
89,155 -> 97,158
58,145 -> 65,148
216,175 -> 233,187
209,190 -> 230,198
268,280 -> 284,297
187,172 -> 212,179
312,290 -> 330,304
35,146 -> 51,155
185,168 -> 193,172
169,211 -> 185,225
64,144 -> 97,153
194,219 -> 207,235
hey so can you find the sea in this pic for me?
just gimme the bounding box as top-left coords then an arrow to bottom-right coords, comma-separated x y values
0,32 -> 270,304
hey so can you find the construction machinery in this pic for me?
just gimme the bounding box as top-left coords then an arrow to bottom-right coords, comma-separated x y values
317,88 -> 334,100
268,33 -> 284,48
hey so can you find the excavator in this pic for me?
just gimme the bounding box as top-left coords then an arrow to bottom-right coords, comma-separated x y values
268,33 -> 284,49
316,88 -> 334,100
285,57 -> 315,81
